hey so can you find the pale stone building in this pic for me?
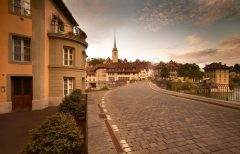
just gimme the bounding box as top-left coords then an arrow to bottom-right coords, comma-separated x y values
0,0 -> 88,113
203,62 -> 230,88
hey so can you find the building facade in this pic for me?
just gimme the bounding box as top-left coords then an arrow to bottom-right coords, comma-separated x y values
0,0 -> 88,113
203,62 -> 230,88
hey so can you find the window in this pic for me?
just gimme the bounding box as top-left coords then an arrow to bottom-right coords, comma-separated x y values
63,47 -> 73,66
109,77 -> 115,81
63,78 -> 74,95
51,15 -> 64,33
11,0 -> 31,17
12,36 -> 30,62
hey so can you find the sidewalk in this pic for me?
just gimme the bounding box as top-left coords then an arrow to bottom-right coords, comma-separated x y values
0,107 -> 57,154
87,91 -> 117,154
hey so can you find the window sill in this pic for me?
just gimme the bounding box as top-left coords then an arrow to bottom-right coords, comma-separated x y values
9,61 -> 32,65
9,11 -> 32,19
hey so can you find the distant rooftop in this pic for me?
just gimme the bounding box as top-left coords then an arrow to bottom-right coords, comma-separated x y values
203,62 -> 230,70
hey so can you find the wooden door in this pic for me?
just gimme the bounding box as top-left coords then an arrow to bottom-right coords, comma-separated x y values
11,77 -> 32,111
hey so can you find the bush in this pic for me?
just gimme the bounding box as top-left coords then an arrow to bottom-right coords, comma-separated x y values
21,113 -> 83,154
100,86 -> 109,90
59,89 -> 86,119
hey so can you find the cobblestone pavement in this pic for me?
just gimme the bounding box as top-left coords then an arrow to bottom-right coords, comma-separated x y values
104,81 -> 240,154
88,91 -> 117,154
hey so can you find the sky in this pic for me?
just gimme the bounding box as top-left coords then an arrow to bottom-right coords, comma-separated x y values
64,0 -> 240,67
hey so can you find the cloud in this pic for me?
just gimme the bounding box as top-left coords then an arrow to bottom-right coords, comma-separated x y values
170,47 -> 240,66
221,34 -> 240,47
63,0 -> 142,43
185,34 -> 208,50
138,0 -> 240,31
174,33 -> 240,65
186,34 -> 203,45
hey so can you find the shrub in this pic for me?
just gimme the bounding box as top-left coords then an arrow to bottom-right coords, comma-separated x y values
100,86 -> 109,90
59,89 -> 86,119
21,113 -> 83,154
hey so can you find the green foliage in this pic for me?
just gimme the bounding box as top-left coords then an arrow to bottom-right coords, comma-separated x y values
100,86 -> 109,90
230,76 -> 240,89
178,63 -> 203,80
88,58 -> 105,66
161,67 -> 169,78
166,81 -> 181,92
21,113 -> 83,154
59,89 -> 86,119
233,64 -> 240,73
181,82 -> 199,91
166,80 -> 199,92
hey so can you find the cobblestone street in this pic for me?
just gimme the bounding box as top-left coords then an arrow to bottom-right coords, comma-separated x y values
102,81 -> 240,153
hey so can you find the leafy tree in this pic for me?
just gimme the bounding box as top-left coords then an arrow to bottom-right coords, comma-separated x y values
178,63 -> 203,81
161,67 -> 169,78
233,64 -> 240,73
88,58 -> 105,66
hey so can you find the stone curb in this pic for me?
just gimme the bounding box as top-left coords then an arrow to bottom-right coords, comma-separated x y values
148,82 -> 240,110
87,92 -> 117,154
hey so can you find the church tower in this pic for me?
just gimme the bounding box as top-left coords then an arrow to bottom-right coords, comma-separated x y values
112,32 -> 118,63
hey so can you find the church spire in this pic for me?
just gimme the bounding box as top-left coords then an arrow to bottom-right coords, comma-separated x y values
112,31 -> 118,63
113,31 -> 118,51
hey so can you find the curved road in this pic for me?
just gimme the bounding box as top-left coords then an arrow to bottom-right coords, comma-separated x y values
104,81 -> 240,153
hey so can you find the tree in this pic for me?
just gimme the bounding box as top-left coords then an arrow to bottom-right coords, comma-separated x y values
161,67 -> 169,78
233,64 -> 240,73
88,58 -> 105,66
178,63 -> 203,81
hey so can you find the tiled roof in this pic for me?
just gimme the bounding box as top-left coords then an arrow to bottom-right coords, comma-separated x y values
86,62 -> 152,75
203,62 -> 229,70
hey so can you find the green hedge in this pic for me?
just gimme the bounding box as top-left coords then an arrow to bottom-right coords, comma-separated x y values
59,89 -> 86,120
21,113 -> 83,154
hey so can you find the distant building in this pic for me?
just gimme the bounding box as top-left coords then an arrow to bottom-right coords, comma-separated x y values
153,60 -> 181,80
86,34 -> 153,89
0,0 -> 88,113
203,62 -> 230,88
86,63 -> 140,89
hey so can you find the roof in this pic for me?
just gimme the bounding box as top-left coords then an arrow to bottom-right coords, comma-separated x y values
204,62 -> 230,70
86,62 -> 150,75
52,0 -> 78,26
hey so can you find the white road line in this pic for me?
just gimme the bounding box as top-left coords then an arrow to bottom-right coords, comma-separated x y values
120,140 -> 127,144
120,140 -> 132,152
103,109 -> 108,113
111,125 -> 119,132
106,115 -> 112,120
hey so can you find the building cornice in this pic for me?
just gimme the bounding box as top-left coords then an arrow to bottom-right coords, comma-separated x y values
48,65 -> 85,71
48,32 -> 88,48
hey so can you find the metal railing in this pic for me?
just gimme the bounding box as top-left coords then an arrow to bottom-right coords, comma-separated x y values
154,81 -> 240,103
192,86 -> 240,103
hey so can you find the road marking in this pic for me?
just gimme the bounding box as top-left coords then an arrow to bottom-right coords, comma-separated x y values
106,115 -> 112,120
112,125 -> 119,132
120,140 -> 127,144
124,147 -> 132,152
101,104 -> 106,108
103,109 -> 108,113
120,140 -> 132,152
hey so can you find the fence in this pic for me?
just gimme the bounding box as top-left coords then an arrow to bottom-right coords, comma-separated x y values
154,80 -> 240,103
191,86 -> 240,103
